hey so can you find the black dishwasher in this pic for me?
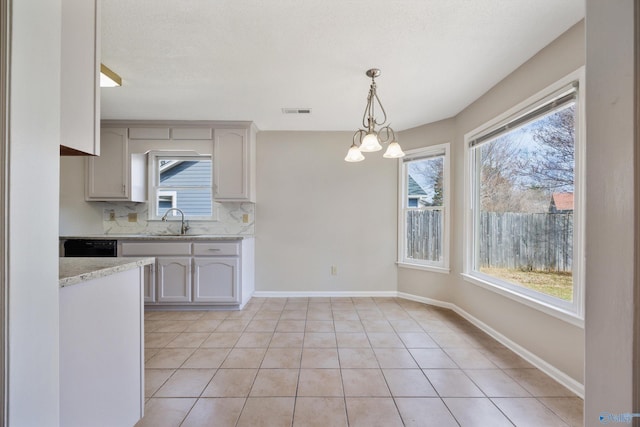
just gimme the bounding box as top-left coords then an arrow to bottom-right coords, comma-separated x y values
63,239 -> 118,257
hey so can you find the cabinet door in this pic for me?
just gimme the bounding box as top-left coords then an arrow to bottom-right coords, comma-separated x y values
143,264 -> 156,303
214,128 -> 254,201
60,0 -> 99,155
157,257 -> 191,303
86,128 -> 128,200
193,257 -> 239,304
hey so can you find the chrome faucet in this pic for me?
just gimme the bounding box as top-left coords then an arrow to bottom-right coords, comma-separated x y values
161,208 -> 190,235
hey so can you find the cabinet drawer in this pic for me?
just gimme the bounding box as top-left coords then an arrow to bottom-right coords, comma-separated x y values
193,242 -> 240,256
121,242 -> 191,256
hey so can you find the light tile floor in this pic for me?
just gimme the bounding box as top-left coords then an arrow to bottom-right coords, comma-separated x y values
136,297 -> 583,427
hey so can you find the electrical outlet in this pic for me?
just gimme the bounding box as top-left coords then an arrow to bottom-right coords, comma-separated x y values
242,214 -> 250,223
128,213 -> 138,222
103,209 -> 116,221
331,266 -> 338,276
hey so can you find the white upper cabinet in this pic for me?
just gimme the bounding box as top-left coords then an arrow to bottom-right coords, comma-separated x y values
60,0 -> 100,155
214,127 -> 256,202
86,127 -> 146,202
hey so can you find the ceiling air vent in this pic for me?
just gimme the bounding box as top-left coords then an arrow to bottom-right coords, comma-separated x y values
282,108 -> 312,114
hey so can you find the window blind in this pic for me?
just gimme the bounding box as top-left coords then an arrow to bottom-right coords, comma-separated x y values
469,82 -> 578,148
403,149 -> 446,163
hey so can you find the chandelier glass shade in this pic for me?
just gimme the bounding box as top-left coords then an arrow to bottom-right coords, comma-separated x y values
345,68 -> 405,162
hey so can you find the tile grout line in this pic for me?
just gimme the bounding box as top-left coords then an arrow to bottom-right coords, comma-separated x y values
232,297 -> 268,427
140,297 -> 579,426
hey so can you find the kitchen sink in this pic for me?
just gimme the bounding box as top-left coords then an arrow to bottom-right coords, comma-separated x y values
145,233 -> 203,237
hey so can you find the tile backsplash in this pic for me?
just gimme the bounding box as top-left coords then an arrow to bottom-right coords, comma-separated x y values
99,202 -> 254,235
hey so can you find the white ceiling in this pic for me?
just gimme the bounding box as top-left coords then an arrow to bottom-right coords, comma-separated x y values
101,0 -> 585,132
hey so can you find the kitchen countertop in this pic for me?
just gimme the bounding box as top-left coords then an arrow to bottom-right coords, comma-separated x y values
60,234 -> 247,241
59,257 -> 155,288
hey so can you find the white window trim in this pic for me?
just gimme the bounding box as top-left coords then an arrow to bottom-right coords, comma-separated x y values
397,143 -> 451,272
157,190 -> 178,212
463,67 -> 586,322
147,150 -> 216,221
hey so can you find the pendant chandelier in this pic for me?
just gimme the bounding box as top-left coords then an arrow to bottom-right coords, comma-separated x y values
345,68 -> 405,162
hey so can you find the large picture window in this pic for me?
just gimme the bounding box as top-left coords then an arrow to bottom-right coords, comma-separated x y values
148,151 -> 214,220
465,71 -> 584,319
398,143 -> 450,272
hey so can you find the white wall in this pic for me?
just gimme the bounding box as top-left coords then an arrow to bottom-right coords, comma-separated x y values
584,1 -> 636,423
255,131 -> 398,294
60,157 -> 103,234
9,0 -> 61,424
397,21 -> 586,387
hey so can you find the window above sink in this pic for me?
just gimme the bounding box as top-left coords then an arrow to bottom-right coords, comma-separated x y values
148,150 -> 216,221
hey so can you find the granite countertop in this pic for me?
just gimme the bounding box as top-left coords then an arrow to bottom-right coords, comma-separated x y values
60,234 -> 247,241
59,257 -> 155,288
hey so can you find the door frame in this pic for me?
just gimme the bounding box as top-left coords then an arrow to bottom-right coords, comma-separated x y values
634,1 -> 640,424
0,0 -> 9,424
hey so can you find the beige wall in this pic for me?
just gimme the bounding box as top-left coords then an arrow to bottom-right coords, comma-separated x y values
584,1 -> 636,423
255,131 -> 398,294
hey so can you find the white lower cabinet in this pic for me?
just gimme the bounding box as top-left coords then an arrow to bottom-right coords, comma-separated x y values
143,263 -> 156,303
121,239 -> 251,307
193,257 -> 239,303
157,257 -> 192,303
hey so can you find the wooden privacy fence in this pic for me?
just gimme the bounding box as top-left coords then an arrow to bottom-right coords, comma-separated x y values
479,212 -> 573,272
406,209 -> 443,262
406,210 -> 573,272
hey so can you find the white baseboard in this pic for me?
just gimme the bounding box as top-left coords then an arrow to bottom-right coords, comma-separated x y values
250,290 -> 584,398
397,292 -> 585,398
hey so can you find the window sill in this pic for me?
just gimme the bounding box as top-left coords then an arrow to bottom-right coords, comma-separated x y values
461,273 -> 584,328
397,262 -> 450,274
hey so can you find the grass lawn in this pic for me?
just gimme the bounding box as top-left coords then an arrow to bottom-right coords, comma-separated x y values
480,267 -> 573,301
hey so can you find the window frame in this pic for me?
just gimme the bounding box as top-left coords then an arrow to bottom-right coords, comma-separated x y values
463,68 -> 585,325
157,190 -> 178,212
397,143 -> 451,273
147,150 -> 216,221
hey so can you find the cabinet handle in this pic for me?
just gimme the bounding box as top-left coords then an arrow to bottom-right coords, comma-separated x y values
208,248 -> 221,251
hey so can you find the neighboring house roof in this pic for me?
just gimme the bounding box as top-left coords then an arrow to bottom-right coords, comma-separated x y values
550,192 -> 574,211
408,175 -> 427,196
